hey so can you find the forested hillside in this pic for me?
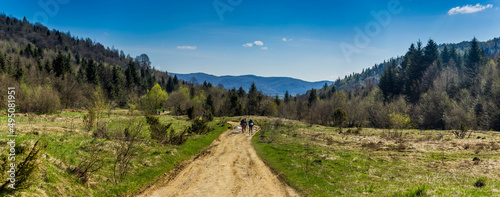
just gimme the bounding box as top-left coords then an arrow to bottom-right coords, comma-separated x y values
334,37 -> 500,91
0,15 -> 285,119
313,38 -> 500,131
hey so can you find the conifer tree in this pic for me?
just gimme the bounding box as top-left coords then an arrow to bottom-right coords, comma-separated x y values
86,59 -> 99,85
284,91 -> 290,103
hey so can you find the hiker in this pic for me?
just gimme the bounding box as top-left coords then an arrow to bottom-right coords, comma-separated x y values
240,119 -> 247,133
248,120 -> 255,135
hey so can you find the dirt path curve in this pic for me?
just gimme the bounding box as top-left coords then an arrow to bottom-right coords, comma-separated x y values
138,122 -> 299,197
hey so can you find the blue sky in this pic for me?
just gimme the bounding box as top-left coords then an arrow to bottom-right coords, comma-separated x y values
1,0 -> 499,82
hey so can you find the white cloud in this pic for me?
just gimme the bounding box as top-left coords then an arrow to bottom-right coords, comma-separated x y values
177,46 -> 197,50
243,43 -> 254,47
261,47 -> 268,50
243,41 -> 264,47
253,41 -> 264,46
448,3 -> 493,15
281,38 -> 292,42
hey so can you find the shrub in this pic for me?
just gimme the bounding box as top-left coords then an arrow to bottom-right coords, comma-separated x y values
187,119 -> 210,135
113,120 -> 145,183
389,112 -> 411,130
146,115 -> 172,143
452,122 -> 471,139
474,178 -> 486,188
93,121 -> 110,139
333,108 -> 347,128
145,115 -> 187,145
72,141 -> 105,183
203,110 -> 214,122
19,85 -> 61,114
82,108 -> 96,132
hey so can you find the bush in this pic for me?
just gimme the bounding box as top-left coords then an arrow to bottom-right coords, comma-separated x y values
145,115 -> 187,145
187,119 -> 210,135
474,178 -> 486,188
203,111 -> 214,122
452,122 -> 471,139
19,85 -> 61,114
93,121 -> 110,139
113,119 -> 145,183
345,127 -> 362,135
146,115 -> 172,142
333,108 -> 347,128
72,141 -> 105,183
82,109 -> 96,132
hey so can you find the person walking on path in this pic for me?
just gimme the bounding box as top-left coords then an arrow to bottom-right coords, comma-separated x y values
240,119 -> 247,133
248,120 -> 255,135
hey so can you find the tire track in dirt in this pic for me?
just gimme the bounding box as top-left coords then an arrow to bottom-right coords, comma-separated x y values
138,122 -> 299,197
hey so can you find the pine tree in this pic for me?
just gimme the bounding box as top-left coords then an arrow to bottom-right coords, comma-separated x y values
248,82 -> 258,97
442,45 -> 450,64
467,37 -> 482,67
403,40 -> 430,103
449,46 -> 461,68
110,66 -> 122,99
463,37 -> 483,93
247,82 -> 260,115
205,94 -> 215,115
424,39 -> 439,67
52,51 -> 70,77
13,67 -> 24,81
173,75 -> 179,91
166,77 -> 174,93
284,91 -> 290,103
44,59 -> 52,73
75,52 -> 80,65
379,61 -> 396,101
229,89 -> 242,116
307,89 -> 317,107
237,86 -> 246,98
160,76 -> 166,89
126,60 -> 139,88
86,59 -> 99,85
275,95 -> 281,106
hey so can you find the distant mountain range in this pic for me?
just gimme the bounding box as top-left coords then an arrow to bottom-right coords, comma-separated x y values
171,73 -> 334,96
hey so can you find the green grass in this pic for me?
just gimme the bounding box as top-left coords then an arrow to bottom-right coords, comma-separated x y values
252,120 -> 500,196
0,110 -> 229,196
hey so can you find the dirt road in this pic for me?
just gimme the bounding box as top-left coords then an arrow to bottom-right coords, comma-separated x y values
138,122 -> 299,197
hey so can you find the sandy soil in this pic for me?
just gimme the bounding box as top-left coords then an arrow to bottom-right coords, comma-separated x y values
138,122 -> 299,197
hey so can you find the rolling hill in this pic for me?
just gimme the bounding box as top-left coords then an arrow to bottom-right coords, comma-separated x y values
333,37 -> 500,91
171,72 -> 334,96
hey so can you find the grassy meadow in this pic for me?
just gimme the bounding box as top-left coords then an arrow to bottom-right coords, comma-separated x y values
252,118 -> 500,196
0,110 -> 229,196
